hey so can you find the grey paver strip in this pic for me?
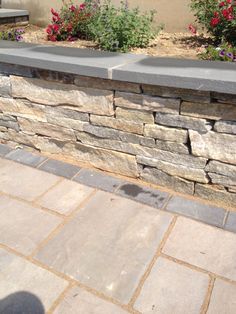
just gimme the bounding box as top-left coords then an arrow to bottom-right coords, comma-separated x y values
207,279 -> 236,314
35,191 -> 173,303
0,195 -> 62,255
37,179 -> 94,215
0,143 -> 13,157
54,286 -> 128,314
0,248 -> 68,313
165,196 -> 227,227
134,257 -> 209,314
116,182 -> 169,209
0,158 -> 60,201
38,158 -> 81,179
73,168 -> 125,192
6,148 -> 47,167
224,211 -> 236,233
163,217 -> 236,281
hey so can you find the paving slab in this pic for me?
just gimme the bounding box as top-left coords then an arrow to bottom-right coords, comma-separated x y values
0,143 -> 12,157
37,179 -> 94,215
0,158 -> 60,201
54,286 -> 128,314
0,195 -> 62,255
0,248 -> 68,313
6,148 -> 47,167
165,196 -> 227,227
73,168 -> 124,192
224,211 -> 236,233
116,182 -> 169,209
163,217 -> 236,281
35,191 -> 173,303
134,257 -> 209,314
207,279 -> 236,314
38,158 -> 80,179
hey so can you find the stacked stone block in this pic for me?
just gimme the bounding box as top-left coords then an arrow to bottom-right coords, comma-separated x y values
0,67 -> 235,207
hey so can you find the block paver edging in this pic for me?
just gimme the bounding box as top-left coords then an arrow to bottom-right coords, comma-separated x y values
0,143 -> 235,234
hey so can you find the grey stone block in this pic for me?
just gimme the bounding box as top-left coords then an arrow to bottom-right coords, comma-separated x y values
6,149 -> 47,167
38,158 -> 80,179
0,143 -> 12,156
225,211 -> 236,233
116,182 -> 169,209
0,9 -> 29,18
73,168 -> 124,192
166,196 -> 227,227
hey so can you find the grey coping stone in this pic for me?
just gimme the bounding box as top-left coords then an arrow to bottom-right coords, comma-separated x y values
73,168 -> 125,192
0,9 -> 29,18
224,211 -> 236,233
0,41 -> 144,79
6,148 -> 47,167
0,143 -> 12,156
38,158 -> 80,179
165,196 -> 227,228
116,182 -> 169,209
112,57 -> 236,94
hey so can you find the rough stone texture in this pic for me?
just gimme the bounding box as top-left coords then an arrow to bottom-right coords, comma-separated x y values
74,75 -> 141,93
134,257 -> 209,314
214,120 -> 236,134
37,180 -> 94,215
115,91 -> 180,113
207,280 -> 236,314
195,184 -> 236,208
18,117 -> 76,141
155,139 -> 189,154
54,286 -> 129,314
0,195 -> 62,255
142,84 -> 211,103
181,101 -> 236,121
208,173 -> 236,189
0,75 -> 11,97
190,131 -> 236,165
144,124 -> 188,143
155,113 -> 212,132
47,115 -> 89,132
140,137 -> 155,148
141,166 -> 194,195
45,106 -> 89,122
163,217 -> 236,280
137,156 -> 209,183
64,142 -> 139,178
206,160 -> 236,178
0,114 -> 19,131
90,115 -> 144,135
35,191 -> 173,303
0,249 -> 68,312
11,76 -> 114,116
116,107 -> 154,123
212,92 -> 236,104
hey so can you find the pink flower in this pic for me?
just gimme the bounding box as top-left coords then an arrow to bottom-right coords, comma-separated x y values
80,3 -> 86,10
70,5 -> 76,12
188,24 -> 197,34
211,17 -> 220,27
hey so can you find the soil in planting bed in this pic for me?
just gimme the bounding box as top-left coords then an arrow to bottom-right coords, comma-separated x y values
0,24 -> 211,60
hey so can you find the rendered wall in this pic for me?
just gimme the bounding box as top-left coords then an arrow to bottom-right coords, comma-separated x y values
2,0 -> 193,32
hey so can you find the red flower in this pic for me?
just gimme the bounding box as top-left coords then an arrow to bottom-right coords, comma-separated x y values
188,24 -> 197,34
227,0 -> 232,3
219,1 -> 225,7
51,8 -> 59,16
52,24 -> 60,33
210,17 -> 220,26
49,35 -> 57,42
222,8 -> 229,17
70,5 -> 76,12
80,3 -> 86,10
214,11 -> 219,17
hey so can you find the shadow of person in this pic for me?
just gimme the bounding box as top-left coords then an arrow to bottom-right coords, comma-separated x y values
0,291 -> 45,314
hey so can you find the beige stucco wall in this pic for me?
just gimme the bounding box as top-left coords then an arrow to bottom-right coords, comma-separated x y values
2,0 -> 194,32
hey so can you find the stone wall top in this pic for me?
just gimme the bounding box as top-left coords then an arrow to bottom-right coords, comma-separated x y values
0,40 -> 236,93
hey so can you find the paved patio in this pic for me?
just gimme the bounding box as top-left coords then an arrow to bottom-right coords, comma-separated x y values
0,143 -> 236,314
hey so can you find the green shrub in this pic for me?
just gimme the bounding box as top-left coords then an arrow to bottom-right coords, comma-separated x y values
0,28 -> 24,41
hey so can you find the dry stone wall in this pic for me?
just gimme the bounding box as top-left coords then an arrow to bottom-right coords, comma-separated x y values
0,67 -> 236,207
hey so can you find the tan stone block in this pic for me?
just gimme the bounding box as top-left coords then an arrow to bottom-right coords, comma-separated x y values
116,107 -> 154,123
144,124 -> 188,143
214,120 -> 236,134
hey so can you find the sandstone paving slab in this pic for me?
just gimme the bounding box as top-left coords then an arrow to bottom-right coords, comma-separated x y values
134,257 -> 209,314
0,195 -> 62,255
163,217 -> 236,280
54,286 -> 128,314
38,158 -> 80,179
37,179 -> 94,215
0,158 -> 60,201
224,211 -> 236,233
35,191 -> 173,303
166,196 -> 226,227
6,148 -> 47,167
207,279 -> 236,314
0,248 -> 68,313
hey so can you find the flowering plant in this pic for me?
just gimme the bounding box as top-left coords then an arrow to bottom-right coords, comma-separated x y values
199,43 -> 236,61
0,28 -> 24,41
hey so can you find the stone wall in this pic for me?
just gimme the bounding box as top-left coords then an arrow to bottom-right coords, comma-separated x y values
0,67 -> 236,208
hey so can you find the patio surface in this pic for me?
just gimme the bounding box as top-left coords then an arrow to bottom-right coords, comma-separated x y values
0,143 -> 236,314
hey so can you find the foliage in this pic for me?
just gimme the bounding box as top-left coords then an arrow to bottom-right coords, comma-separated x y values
88,0 -> 158,52
190,0 -> 236,45
199,43 -> 236,61
0,28 -> 24,41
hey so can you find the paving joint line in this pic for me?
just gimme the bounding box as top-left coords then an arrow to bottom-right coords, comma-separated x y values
200,276 -> 215,314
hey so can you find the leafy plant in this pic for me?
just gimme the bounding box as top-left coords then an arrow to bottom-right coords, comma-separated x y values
199,43 -> 236,61
0,28 -> 24,41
